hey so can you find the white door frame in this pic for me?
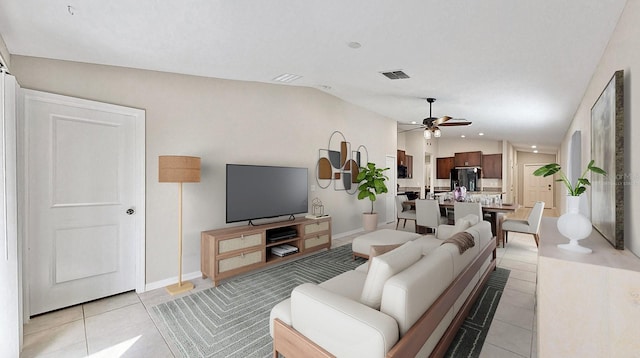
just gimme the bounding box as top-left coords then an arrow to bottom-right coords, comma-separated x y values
20,89 -> 146,317
386,155 -> 397,224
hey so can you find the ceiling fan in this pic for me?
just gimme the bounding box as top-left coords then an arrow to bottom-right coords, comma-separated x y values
401,98 -> 472,139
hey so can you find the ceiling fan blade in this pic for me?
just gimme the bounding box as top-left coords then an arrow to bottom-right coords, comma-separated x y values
398,125 -> 427,133
439,121 -> 472,127
432,116 -> 452,126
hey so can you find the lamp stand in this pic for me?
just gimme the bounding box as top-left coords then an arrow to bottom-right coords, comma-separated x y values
166,182 -> 194,295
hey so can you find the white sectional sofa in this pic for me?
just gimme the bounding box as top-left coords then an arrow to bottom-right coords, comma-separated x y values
269,218 -> 496,358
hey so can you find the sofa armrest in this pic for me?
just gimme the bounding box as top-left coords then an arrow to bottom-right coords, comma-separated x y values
289,283 -> 399,358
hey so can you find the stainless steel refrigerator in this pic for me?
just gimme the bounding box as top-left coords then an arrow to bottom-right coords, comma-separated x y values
450,167 -> 481,191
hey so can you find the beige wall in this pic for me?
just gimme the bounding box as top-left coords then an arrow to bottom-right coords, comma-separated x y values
559,0 -> 640,257
10,56 -> 398,284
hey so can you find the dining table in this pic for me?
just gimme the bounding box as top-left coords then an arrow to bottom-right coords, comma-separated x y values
405,199 -> 520,240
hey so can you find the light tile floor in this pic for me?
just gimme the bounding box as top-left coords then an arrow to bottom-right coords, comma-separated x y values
22,221 -> 541,358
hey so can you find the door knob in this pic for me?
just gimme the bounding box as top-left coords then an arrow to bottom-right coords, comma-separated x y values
126,208 -> 135,215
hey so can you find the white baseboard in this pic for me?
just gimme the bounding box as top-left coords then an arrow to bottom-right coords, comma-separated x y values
332,228 -> 364,240
144,271 -> 203,292
144,228 -> 369,292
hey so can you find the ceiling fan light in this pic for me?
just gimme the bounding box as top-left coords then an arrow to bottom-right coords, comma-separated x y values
434,128 -> 442,138
424,129 -> 431,139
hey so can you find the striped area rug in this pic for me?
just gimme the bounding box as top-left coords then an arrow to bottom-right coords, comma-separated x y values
151,245 -> 366,357
151,245 -> 509,358
445,267 -> 511,357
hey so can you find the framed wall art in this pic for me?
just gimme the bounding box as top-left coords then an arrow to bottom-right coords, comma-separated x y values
590,70 -> 624,249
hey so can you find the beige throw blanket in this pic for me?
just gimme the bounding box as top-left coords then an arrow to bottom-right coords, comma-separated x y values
442,232 -> 475,254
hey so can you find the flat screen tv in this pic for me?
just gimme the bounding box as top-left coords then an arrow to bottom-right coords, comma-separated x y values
226,164 -> 308,224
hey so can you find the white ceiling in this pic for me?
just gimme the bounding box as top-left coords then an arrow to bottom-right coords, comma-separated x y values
0,0 -> 628,152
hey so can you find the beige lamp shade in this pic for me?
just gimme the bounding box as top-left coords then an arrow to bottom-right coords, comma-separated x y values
159,156 -> 201,183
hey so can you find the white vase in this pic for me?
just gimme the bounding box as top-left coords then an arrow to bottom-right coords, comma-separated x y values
556,196 -> 592,254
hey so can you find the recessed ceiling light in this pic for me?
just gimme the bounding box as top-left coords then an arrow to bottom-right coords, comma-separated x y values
531,145 -> 537,149
478,132 -> 484,136
533,150 -> 539,153
348,42 -> 362,49
461,135 -> 466,138
411,121 -> 417,124
272,73 -> 302,83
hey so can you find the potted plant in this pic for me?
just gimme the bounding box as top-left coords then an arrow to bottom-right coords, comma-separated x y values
533,160 -> 606,253
356,162 -> 389,231
533,160 -> 606,196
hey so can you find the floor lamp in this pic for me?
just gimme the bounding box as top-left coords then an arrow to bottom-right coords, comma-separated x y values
159,155 -> 201,295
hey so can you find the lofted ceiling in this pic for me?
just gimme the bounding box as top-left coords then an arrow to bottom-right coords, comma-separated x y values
0,0 -> 628,152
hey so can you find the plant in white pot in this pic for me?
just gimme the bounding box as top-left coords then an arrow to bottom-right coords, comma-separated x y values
356,162 -> 389,231
533,160 -> 606,253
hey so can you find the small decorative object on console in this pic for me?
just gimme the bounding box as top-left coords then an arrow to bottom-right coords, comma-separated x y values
271,244 -> 299,257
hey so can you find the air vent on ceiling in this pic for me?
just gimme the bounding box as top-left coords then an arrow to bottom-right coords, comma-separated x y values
272,73 -> 302,83
381,70 -> 410,80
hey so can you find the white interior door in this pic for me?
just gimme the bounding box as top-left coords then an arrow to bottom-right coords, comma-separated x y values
24,90 -> 145,315
523,164 -> 554,208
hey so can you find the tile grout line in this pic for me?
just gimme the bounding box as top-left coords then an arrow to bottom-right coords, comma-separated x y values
82,304 -> 89,355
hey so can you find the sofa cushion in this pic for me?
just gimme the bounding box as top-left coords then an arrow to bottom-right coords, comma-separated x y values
368,244 -> 402,270
360,241 -> 422,309
380,248 -> 454,336
319,270 -> 368,302
460,214 -> 479,226
436,217 -> 472,240
412,235 -> 444,255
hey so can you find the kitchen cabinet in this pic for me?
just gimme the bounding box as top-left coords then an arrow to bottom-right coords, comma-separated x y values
482,154 -> 502,178
454,151 -> 482,167
406,155 -> 413,179
397,150 -> 406,166
436,157 -> 454,179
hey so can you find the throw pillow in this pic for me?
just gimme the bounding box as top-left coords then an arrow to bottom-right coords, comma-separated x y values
435,217 -> 472,240
360,241 -> 422,309
368,244 -> 402,270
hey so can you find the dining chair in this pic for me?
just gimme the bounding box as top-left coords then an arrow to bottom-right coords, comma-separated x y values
395,195 -> 417,232
415,199 -> 448,234
501,201 -> 545,247
453,202 -> 483,223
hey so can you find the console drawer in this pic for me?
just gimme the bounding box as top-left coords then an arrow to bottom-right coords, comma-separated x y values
304,221 -> 329,235
218,250 -> 263,273
218,233 -> 262,254
305,234 -> 330,249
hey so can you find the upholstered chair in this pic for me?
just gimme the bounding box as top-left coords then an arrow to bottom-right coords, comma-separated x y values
501,201 -> 545,247
415,199 -> 448,235
395,195 -> 417,232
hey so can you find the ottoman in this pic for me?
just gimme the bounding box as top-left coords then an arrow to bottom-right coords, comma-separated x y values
352,229 -> 422,259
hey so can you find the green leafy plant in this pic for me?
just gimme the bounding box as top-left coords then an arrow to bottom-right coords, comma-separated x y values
533,160 -> 606,196
356,162 -> 389,214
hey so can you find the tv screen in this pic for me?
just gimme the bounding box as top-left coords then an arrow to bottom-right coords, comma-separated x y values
226,164 -> 309,223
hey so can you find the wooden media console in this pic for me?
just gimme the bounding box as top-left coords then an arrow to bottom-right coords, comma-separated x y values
201,216 -> 332,286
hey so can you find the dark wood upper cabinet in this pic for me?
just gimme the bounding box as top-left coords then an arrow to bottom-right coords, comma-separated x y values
454,151 -> 482,167
397,150 -> 406,166
436,157 -> 454,179
482,154 -> 503,178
